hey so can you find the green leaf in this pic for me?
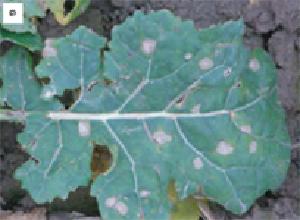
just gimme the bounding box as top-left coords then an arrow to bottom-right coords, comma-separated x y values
0,0 -> 91,53
0,46 -> 61,111
89,12 -> 290,218
0,27 -> 42,51
0,0 -> 45,33
0,10 -> 291,220
46,0 -> 91,25
198,19 -> 244,44
35,25 -> 106,109
15,114 -> 94,202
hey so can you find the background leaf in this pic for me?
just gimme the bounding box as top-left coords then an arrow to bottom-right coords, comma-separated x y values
168,181 -> 200,220
46,0 -> 91,25
0,27 -> 42,51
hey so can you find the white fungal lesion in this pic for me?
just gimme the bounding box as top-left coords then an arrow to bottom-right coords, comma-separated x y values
152,130 -> 172,145
193,157 -> 203,170
191,104 -> 201,113
43,38 -> 57,58
249,58 -> 260,72
78,120 -> 91,137
40,86 -> 56,100
141,39 -> 157,55
41,90 -> 53,99
184,53 -> 193,60
249,141 -> 257,154
139,190 -> 151,198
224,67 -> 232,77
105,197 -> 128,216
115,201 -> 128,216
239,125 -> 252,134
105,196 -> 117,208
199,57 -> 214,70
216,141 -> 234,155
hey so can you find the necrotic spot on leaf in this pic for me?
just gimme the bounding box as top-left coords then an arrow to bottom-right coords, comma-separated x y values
191,104 -> 201,113
235,81 -> 242,88
249,141 -> 257,154
78,120 -> 91,137
198,57 -> 214,70
105,196 -> 117,208
193,157 -> 203,170
239,125 -> 252,134
249,58 -> 260,72
175,94 -> 186,109
139,190 -> 151,198
184,53 -> 192,60
216,141 -> 234,155
230,111 -> 236,120
224,67 -> 232,77
141,39 -> 156,55
152,130 -> 172,145
115,201 -> 128,216
40,85 -> 57,100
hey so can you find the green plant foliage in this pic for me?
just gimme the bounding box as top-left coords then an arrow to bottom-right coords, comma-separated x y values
0,46 -> 61,111
0,10 -> 291,220
0,0 -> 90,49
36,25 -> 106,98
0,27 -> 42,51
46,0 -> 91,25
0,0 -> 45,33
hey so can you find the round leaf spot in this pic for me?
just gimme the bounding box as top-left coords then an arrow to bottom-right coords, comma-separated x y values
105,196 -> 117,208
78,120 -> 91,137
152,130 -> 172,145
141,39 -> 156,55
193,157 -> 203,170
249,141 -> 257,154
140,190 -> 151,198
224,67 -> 232,77
216,141 -> 234,155
199,57 -> 213,70
191,104 -> 201,113
41,86 -> 56,100
115,201 -> 128,216
240,125 -> 252,134
184,53 -> 192,60
249,58 -> 260,72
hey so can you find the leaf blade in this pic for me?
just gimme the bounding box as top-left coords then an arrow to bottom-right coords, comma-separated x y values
2,10 -> 291,220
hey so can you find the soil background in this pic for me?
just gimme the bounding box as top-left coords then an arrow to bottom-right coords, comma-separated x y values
0,0 -> 299,219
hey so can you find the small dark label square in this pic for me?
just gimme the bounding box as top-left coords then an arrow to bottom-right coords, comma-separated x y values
9,9 -> 16,16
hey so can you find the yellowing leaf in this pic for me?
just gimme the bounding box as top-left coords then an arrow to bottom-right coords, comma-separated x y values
46,0 -> 91,25
168,181 -> 200,220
